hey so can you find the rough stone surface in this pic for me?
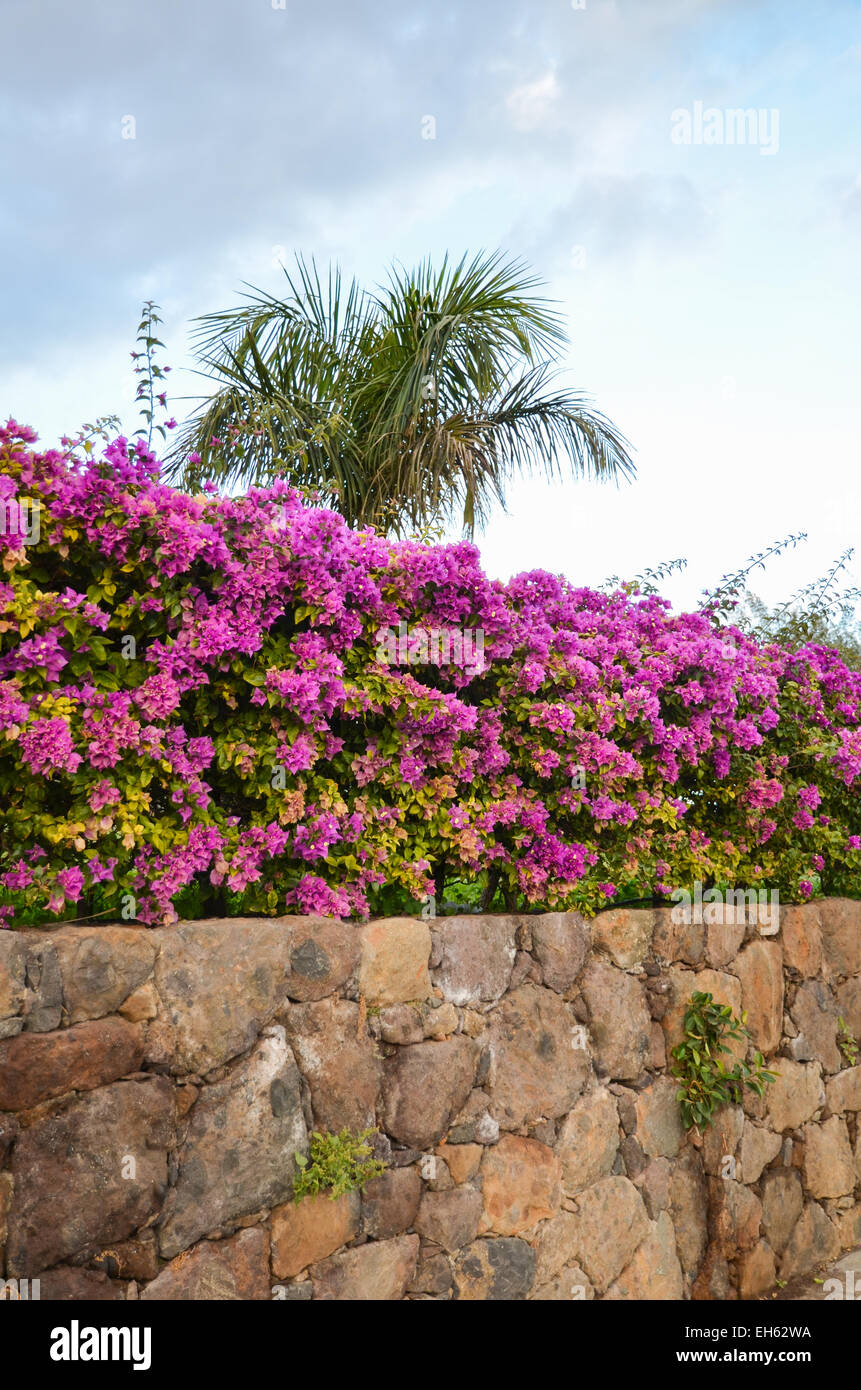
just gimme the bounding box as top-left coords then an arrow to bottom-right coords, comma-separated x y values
271,1190 -> 360,1278
669,1151 -> 709,1284
283,917 -> 359,1001
460,1008 -> 487,1038
447,1088 -> 499,1145
439,1143 -> 482,1185
0,1017 -> 144,1111
532,1209 -> 582,1285
382,1036 -> 478,1150
649,1022 -> 667,1069
3,901 -> 860,1303
732,939 -> 784,1056
50,926 -> 157,1025
415,1187 -> 483,1252
158,1028 -> 307,1259
737,1240 -> 777,1299
564,1175 -> 650,1294
530,912 -> 590,993
358,918 -> 431,1006
20,940 -> 62,1032
408,1250 -> 453,1296
818,898 -> 861,979
530,1264 -> 594,1300
91,1235 -> 158,1283
430,915 -> 517,1005
282,997 -> 382,1132
421,1000 -> 459,1039
700,1104 -> 745,1177
486,984 -> 589,1128
825,1065 -> 861,1116
605,1211 -> 685,1300
634,1076 -> 685,1158
710,1178 -> 762,1257
739,1121 -> 782,1185
801,1116 -> 856,1198
835,976 -> 861,1043
38,1267 -> 125,1300
142,1227 -> 271,1300
652,908 -> 705,967
0,934 -> 28,1027
779,1201 -> 840,1281
147,919 -> 292,1073
829,1203 -> 861,1251
780,906 -> 824,978
687,1244 -> 723,1302
361,1167 -> 422,1241
690,1242 -> 732,1301
508,950 -> 539,991
5,1076 -> 173,1276
555,1087 -> 619,1196
761,1170 -> 804,1256
453,1237 -> 536,1300
705,920 -> 746,970
117,980 -> 159,1022
591,908 -> 654,970
377,1003 -> 424,1045
310,1233 -> 419,1300
621,1134 -> 648,1180
0,1119 -> 16,1170
581,961 -> 651,1081
789,981 -> 843,1074
766,1059 -> 824,1132
478,1135 -> 560,1236
639,1156 -> 672,1219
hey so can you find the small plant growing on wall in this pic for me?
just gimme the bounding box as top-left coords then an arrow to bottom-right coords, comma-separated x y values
671,991 -> 777,1131
293,1128 -> 386,1202
837,1016 -> 859,1067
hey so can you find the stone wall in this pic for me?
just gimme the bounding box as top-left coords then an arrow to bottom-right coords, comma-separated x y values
1,899 -> 860,1300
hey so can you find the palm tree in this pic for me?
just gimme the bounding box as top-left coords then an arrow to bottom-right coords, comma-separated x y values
168,252 -> 635,536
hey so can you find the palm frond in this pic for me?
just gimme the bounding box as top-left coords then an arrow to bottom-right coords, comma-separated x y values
167,250 -> 635,534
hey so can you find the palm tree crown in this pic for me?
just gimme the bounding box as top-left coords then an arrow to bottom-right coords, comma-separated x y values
169,251 -> 635,536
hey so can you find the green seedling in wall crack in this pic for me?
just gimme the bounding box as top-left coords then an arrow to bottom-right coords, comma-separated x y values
671,991 -> 777,1131
293,1127 -> 387,1202
837,1016 -> 858,1067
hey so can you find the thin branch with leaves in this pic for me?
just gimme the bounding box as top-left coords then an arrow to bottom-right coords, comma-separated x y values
132,301 -> 172,448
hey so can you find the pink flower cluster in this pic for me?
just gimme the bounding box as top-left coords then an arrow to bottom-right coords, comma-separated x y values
0,419 -> 859,926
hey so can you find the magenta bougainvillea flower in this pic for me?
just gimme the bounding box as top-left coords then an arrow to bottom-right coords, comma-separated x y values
0,419 -> 859,927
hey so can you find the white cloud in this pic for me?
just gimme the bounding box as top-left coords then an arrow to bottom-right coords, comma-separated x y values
505,71 -> 560,132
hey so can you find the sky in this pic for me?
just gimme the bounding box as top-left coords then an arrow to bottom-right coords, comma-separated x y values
2,0 -> 860,614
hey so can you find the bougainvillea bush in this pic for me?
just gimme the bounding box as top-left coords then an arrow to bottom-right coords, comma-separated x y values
1,420 -> 859,928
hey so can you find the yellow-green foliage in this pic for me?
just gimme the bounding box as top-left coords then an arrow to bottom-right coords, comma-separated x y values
293,1128 -> 386,1202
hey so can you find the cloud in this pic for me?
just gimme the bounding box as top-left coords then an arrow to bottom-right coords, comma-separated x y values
515,172 -> 712,273
2,0 -> 858,493
506,71 -> 560,132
